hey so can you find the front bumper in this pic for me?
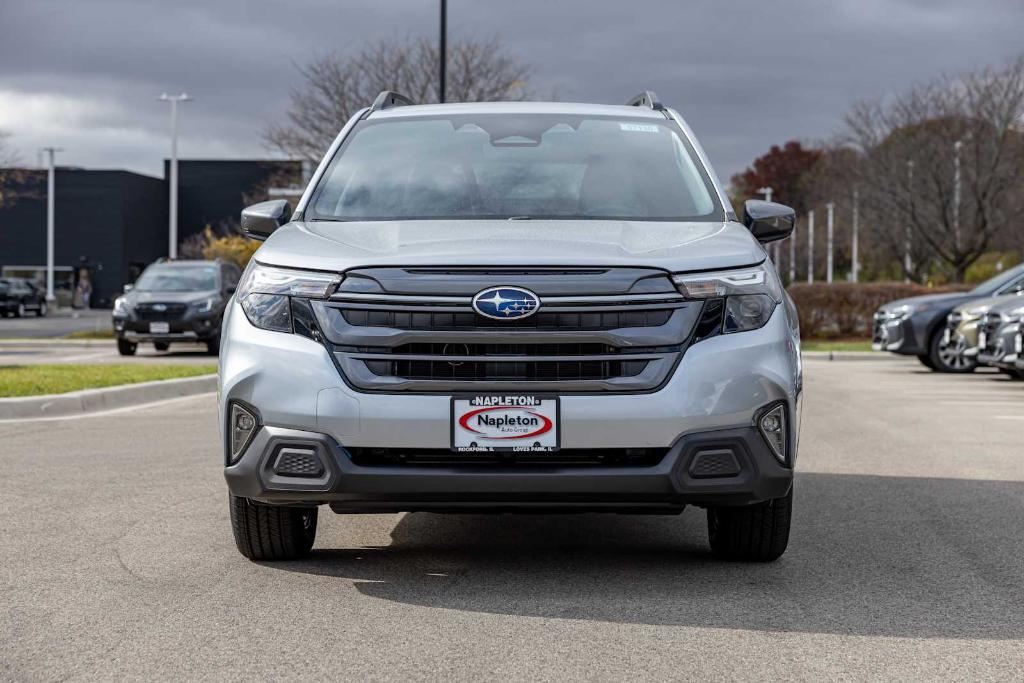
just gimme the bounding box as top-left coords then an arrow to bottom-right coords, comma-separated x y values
220,300 -> 801,509
978,321 -> 1021,367
113,312 -> 221,342
224,423 -> 793,510
873,314 -> 916,353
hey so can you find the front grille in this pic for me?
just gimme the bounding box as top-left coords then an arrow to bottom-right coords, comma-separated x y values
135,303 -> 188,321
347,447 -> 669,467
365,358 -> 650,382
316,268 -> 701,393
341,308 -> 673,330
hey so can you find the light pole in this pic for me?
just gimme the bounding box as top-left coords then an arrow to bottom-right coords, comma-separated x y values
953,139 -> 963,253
851,189 -> 859,283
789,221 -> 797,285
905,160 -> 914,283
439,0 -> 447,103
807,209 -> 815,284
158,92 -> 191,259
826,202 -> 835,284
41,147 -> 62,302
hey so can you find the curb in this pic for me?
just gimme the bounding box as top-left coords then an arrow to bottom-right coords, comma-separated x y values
0,338 -> 115,347
0,374 -> 217,420
803,351 -> 895,361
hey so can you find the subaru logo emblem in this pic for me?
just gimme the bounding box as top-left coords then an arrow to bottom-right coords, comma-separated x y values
152,304 -> 167,312
472,287 -> 540,320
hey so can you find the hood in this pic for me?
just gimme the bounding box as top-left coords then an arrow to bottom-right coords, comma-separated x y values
881,291 -> 978,313
987,293 -> 1024,314
949,294 -> 1015,316
954,293 -> 1024,316
254,219 -> 766,273
126,289 -> 218,305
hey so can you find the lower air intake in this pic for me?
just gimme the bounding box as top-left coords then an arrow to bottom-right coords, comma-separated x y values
273,448 -> 324,478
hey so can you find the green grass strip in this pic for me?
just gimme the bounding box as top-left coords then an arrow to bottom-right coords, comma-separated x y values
0,364 -> 217,398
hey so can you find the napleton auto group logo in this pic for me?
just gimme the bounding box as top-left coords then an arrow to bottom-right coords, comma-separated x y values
471,287 -> 540,320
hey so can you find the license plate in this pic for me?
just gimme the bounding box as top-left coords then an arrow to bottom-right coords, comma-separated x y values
452,395 -> 559,452
978,331 -> 987,349
149,322 -> 170,334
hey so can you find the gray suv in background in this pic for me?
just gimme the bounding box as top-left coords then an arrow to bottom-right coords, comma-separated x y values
873,264 -> 1024,372
112,259 -> 240,355
221,92 -> 802,562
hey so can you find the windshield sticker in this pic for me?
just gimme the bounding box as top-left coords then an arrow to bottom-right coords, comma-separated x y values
619,123 -> 659,133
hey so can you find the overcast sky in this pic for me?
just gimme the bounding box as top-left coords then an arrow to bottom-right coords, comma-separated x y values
0,0 -> 1021,183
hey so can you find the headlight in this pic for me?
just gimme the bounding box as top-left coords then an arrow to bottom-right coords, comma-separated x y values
113,297 -> 131,315
192,297 -> 216,314
888,304 -> 912,320
236,262 -> 341,332
672,263 -> 781,334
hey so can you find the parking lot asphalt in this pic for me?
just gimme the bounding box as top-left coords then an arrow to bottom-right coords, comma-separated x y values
0,308 -> 111,339
2,357 -> 1023,680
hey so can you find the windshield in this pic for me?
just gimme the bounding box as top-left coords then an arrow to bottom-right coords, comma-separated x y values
972,263 -> 1024,294
134,265 -> 218,292
309,114 -> 723,222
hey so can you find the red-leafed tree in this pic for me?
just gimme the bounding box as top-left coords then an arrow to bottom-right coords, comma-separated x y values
730,141 -> 823,213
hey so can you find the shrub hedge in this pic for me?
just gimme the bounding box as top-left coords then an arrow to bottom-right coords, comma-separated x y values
787,282 -> 968,339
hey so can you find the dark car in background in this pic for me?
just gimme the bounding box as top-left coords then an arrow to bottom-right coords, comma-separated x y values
112,259 -> 240,356
873,263 -> 1024,372
0,277 -> 48,317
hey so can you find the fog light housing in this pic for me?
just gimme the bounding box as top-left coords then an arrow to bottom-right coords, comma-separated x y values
758,403 -> 787,465
228,402 -> 259,465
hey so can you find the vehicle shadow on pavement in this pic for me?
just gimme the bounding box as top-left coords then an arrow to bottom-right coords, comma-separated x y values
272,472 -> 1024,639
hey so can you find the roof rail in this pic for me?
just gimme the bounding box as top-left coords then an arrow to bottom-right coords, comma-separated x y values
370,91 -> 416,111
625,91 -> 665,111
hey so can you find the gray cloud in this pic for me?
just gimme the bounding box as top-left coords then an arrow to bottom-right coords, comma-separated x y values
0,0 -> 1021,180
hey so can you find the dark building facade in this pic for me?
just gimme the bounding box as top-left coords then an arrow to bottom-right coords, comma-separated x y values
168,160 -> 300,241
0,159 -> 300,307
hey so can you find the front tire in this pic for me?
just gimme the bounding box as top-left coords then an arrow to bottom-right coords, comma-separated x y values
917,353 -> 936,370
117,339 -> 137,356
37,301 -> 48,317
928,328 -> 976,373
229,495 -> 317,561
14,303 -> 25,318
707,487 -> 792,562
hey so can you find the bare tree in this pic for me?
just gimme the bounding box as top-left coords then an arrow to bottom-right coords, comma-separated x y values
0,131 -> 39,210
266,36 -> 532,162
841,57 -> 1024,282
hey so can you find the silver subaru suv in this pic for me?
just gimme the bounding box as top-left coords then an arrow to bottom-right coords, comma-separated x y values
221,91 -> 802,562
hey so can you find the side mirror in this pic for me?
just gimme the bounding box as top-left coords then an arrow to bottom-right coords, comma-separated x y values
123,284 -> 133,293
241,199 -> 292,241
743,199 -> 796,243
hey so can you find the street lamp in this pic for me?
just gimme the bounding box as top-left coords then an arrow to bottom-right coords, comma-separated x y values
905,160 -> 914,283
953,138 -> 965,253
439,0 -> 447,103
806,209 -> 815,284
158,92 -> 192,259
826,202 -> 835,284
41,147 -> 63,302
851,189 -> 859,283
